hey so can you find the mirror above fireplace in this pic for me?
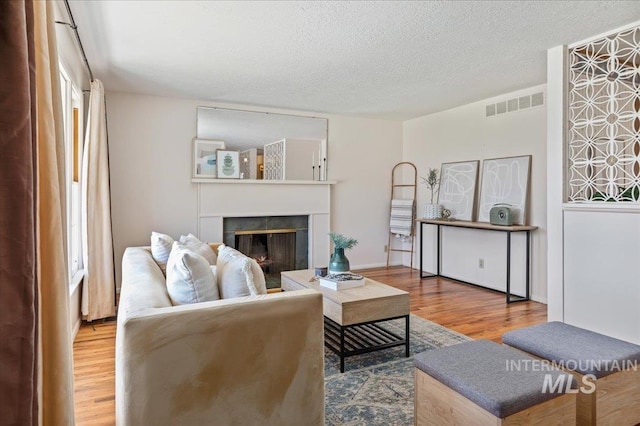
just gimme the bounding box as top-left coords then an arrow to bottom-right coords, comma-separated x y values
196,107 -> 328,181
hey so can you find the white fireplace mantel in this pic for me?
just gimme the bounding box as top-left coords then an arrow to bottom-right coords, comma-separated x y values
192,178 -> 336,185
196,182 -> 332,267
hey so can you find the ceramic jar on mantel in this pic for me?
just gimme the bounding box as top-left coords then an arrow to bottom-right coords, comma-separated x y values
424,203 -> 443,220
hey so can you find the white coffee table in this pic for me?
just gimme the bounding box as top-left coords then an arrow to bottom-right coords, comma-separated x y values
281,269 -> 410,372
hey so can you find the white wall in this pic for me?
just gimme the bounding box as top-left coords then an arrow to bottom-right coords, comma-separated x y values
563,207 -> 640,344
403,86 -> 548,302
546,45 -> 566,321
106,92 -> 403,288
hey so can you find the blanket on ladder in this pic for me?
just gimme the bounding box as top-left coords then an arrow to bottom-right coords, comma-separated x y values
390,199 -> 414,236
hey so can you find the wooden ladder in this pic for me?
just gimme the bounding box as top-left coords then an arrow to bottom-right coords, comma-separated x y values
386,162 -> 417,269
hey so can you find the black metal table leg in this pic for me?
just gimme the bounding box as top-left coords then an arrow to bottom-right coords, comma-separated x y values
526,230 -> 531,300
436,224 -> 441,276
405,315 -> 410,357
506,231 -> 511,304
419,221 -> 424,278
340,326 -> 345,373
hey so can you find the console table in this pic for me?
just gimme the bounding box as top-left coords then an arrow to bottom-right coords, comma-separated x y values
417,219 -> 538,303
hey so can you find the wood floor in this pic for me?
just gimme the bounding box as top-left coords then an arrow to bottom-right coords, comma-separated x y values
72,266 -> 546,425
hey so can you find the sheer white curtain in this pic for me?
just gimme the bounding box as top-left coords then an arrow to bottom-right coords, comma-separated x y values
81,79 -> 116,321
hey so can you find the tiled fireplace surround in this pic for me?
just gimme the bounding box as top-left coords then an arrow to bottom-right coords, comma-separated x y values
223,215 -> 309,270
196,182 -> 332,269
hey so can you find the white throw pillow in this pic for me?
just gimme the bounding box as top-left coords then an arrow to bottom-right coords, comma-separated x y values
166,242 -> 220,305
210,265 -> 218,287
150,231 -> 175,273
179,233 -> 217,265
216,244 -> 267,298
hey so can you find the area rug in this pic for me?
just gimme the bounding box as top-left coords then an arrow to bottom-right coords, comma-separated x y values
324,314 -> 471,425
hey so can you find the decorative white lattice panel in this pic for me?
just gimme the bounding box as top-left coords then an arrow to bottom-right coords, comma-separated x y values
567,25 -> 640,202
263,140 -> 284,180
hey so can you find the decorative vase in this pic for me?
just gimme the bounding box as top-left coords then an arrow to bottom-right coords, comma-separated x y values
329,248 -> 350,274
424,203 -> 443,219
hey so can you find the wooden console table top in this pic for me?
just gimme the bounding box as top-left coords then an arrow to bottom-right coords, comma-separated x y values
417,219 -> 538,232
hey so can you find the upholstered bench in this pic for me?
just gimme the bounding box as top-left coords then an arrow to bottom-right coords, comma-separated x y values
414,340 -> 576,425
503,321 -> 640,426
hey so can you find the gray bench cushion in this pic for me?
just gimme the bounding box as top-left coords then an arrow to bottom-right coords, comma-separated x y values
414,339 -> 575,418
503,321 -> 640,379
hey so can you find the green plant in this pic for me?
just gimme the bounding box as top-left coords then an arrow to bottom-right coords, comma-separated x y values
592,186 -> 640,202
329,232 -> 358,250
421,168 -> 440,204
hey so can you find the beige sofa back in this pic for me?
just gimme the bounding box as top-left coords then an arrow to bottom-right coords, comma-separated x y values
116,246 -> 325,425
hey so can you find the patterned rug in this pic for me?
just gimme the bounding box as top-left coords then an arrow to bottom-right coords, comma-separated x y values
324,314 -> 471,425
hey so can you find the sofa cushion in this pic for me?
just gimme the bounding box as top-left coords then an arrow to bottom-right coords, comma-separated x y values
120,246 -> 173,311
150,231 -> 175,273
166,242 -> 220,305
503,321 -> 640,379
217,244 -> 267,298
179,233 -> 217,265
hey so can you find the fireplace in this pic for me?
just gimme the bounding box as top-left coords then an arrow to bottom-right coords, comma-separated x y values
223,215 -> 308,288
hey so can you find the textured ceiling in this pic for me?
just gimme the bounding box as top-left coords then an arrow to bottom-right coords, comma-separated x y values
69,1 -> 639,120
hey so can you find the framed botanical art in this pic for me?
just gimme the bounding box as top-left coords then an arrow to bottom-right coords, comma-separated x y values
438,160 -> 479,221
193,138 -> 225,178
216,150 -> 240,179
478,155 -> 532,225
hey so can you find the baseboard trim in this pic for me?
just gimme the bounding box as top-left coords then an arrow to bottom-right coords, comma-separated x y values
531,294 -> 547,304
71,317 -> 81,340
352,261 -> 402,270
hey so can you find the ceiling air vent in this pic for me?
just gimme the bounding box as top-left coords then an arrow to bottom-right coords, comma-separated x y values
486,90 -> 544,118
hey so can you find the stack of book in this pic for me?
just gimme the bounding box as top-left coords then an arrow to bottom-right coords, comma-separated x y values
319,273 -> 365,290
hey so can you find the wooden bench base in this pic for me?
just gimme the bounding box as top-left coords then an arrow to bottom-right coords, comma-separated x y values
504,346 -> 640,425
414,368 -> 576,425
569,368 -> 639,426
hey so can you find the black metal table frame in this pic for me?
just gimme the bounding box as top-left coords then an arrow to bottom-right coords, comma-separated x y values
418,221 -> 532,304
324,314 -> 410,373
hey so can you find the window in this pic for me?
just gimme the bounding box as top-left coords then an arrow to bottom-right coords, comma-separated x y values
59,64 -> 84,283
567,25 -> 640,202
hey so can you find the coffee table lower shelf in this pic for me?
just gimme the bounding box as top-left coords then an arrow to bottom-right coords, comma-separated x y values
324,315 -> 410,373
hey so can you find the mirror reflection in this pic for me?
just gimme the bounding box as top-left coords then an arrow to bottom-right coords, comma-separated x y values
196,107 -> 328,181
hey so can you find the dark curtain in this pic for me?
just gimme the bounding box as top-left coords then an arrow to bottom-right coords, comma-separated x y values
0,1 -> 38,425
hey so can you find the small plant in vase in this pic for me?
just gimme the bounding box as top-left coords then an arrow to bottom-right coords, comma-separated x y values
328,232 -> 358,274
421,168 -> 443,219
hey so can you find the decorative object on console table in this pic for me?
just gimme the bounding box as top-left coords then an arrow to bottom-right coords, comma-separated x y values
193,138 -> 226,178
478,155 -> 531,225
319,273 -> 365,290
489,203 -> 513,226
421,168 -> 442,219
328,232 -> 358,274
216,150 -> 240,179
438,160 -> 479,221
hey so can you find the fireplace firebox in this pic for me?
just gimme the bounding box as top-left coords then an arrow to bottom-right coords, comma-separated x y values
223,215 -> 308,288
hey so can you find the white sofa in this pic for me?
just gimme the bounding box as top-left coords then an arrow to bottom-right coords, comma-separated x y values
116,245 -> 325,426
